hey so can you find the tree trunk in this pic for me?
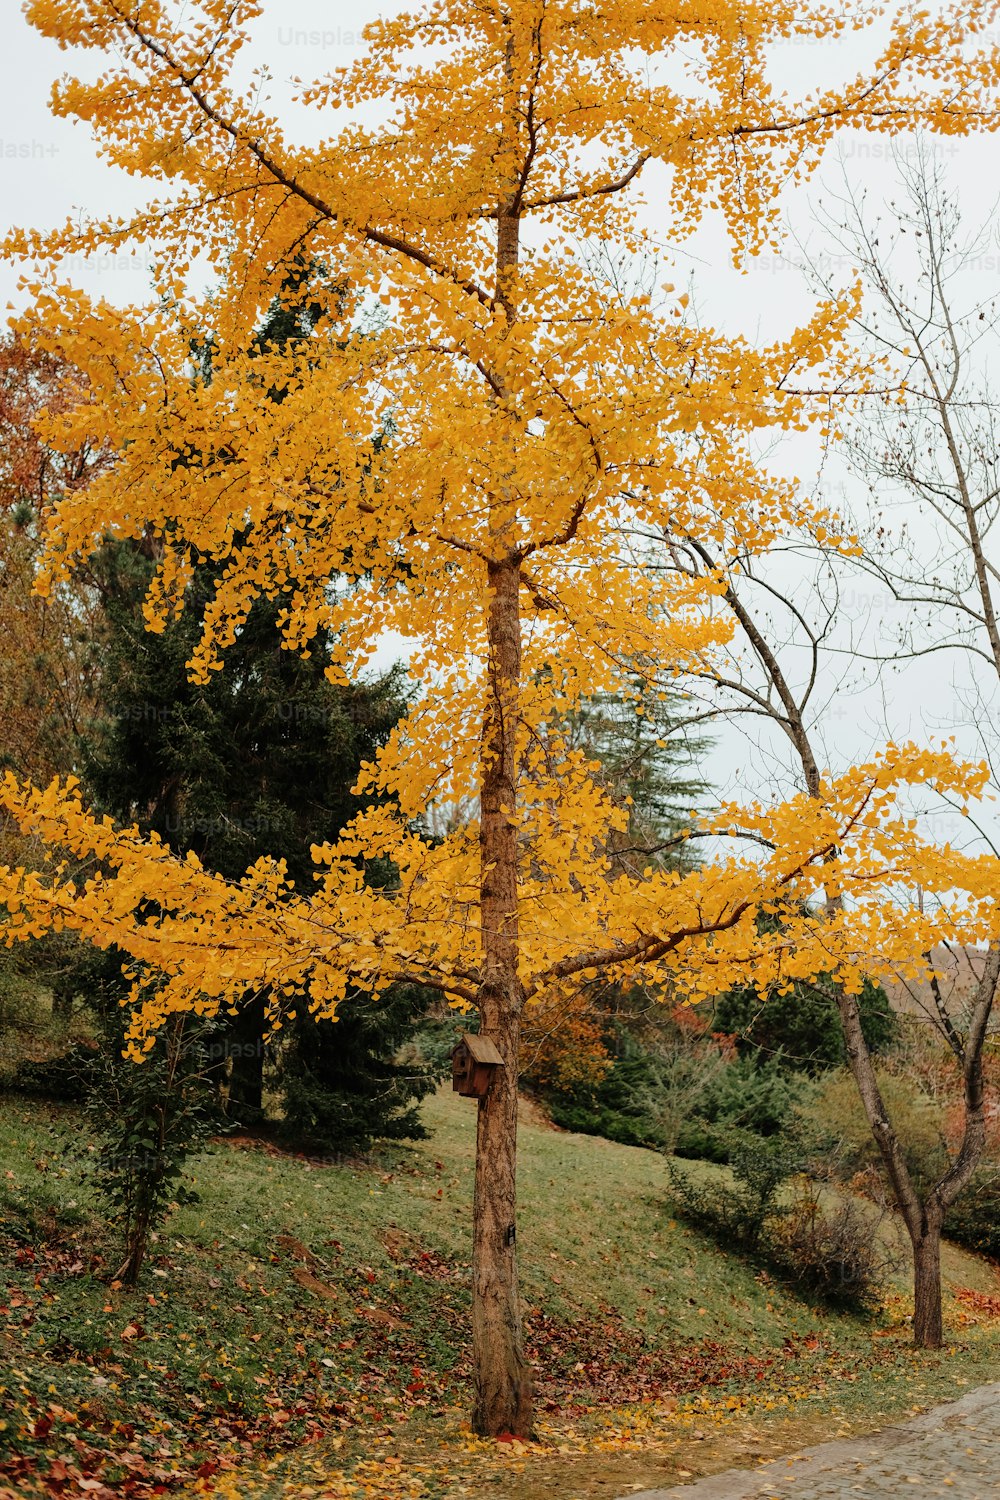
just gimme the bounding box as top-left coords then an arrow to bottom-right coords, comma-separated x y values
472,979 -> 531,1435
116,1196 -> 153,1289
912,1217 -> 944,1348
834,984 -> 940,1339
227,989 -> 266,1119
472,558 -> 532,1438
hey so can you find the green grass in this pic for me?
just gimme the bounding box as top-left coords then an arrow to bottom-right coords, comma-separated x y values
2,1086 -> 1000,1499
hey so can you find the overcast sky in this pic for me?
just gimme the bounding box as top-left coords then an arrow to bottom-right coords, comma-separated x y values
4,0 -> 1000,853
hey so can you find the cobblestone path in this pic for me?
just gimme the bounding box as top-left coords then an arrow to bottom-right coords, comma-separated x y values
620,1383 -> 1000,1499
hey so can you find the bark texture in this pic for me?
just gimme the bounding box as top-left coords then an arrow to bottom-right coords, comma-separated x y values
912,1216 -> 944,1348
471,982 -> 531,1435
468,58 -> 534,1433
472,559 -> 532,1436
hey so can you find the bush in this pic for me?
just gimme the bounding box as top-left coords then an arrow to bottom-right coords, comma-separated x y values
542,1026 -> 805,1158
668,1135 -> 891,1315
797,1065 -> 950,1196
712,976 -> 897,1074
9,1039 -> 101,1103
545,1026 -> 671,1148
772,1182 -> 898,1314
669,1137 -> 802,1252
85,1014 -> 224,1286
674,1054 -> 806,1162
943,1167 -> 1000,1261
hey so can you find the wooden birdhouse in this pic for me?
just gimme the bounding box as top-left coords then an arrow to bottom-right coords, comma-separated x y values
451,1033 -> 505,1099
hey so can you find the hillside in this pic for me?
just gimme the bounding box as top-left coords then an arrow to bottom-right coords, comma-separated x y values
2,1087 -> 1000,1499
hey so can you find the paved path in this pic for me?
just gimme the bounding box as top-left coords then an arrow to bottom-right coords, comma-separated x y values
619,1383 -> 1000,1499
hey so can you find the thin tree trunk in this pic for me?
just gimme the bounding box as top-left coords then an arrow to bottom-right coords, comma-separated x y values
227,988 -> 266,1118
119,1205 -> 151,1288
912,1217 -> 944,1348
472,558 -> 532,1437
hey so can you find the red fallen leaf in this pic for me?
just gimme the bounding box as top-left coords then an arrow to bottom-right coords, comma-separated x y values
495,1432 -> 518,1444
32,1416 -> 54,1440
120,1323 -> 141,1341
195,1461 -> 220,1479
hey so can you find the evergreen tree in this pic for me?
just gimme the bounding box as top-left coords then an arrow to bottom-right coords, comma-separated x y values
711,974 -> 897,1075
558,682 -> 709,873
79,540 -> 436,1149
69,263 -> 438,1150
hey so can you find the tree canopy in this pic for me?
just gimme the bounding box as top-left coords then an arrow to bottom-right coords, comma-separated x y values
6,0 -> 1000,1435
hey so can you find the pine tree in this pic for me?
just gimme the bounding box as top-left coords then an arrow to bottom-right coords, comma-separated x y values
80,539 -> 435,1149
560,685 -> 709,873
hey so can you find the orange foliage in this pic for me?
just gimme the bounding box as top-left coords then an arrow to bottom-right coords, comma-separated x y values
7,0 -> 1000,1434
0,337 -> 103,806
1,0 -> 999,1072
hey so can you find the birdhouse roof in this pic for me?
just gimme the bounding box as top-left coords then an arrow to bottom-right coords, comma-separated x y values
457,1032 -> 504,1067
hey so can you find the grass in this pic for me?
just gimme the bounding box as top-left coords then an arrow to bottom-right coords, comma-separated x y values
2,1085 -> 1000,1498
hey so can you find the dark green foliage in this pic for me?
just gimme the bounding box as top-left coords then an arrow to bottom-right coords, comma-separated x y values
669,1136 -> 890,1315
545,1025 -> 670,1148
559,685 -> 709,870
44,266 -> 436,1163
76,543 -> 436,1152
711,977 -> 898,1075
541,1022 -> 804,1160
670,1136 -> 800,1252
944,1169 -> 1000,1261
277,985 -> 440,1156
82,544 -> 405,890
9,1039 -> 100,1103
674,1054 -> 806,1162
84,1013 -> 224,1286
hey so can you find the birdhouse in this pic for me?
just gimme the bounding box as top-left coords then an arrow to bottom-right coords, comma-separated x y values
451,1033 -> 505,1099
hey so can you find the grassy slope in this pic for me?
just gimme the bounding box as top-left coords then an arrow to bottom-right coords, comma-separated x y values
2,1086 -> 1000,1499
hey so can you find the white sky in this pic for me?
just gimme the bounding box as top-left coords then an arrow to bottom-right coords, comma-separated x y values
4,0 -> 1000,855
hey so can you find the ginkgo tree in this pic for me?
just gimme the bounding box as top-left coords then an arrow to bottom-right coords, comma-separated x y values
6,0 -> 1000,1438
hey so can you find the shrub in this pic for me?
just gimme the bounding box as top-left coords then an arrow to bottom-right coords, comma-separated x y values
943,1166 -> 1000,1261
669,1136 -> 801,1252
797,1065 -> 950,1196
85,1014 -> 224,1286
712,976 -> 897,1074
674,1054 -> 806,1162
668,1135 -> 891,1315
542,1029 -> 807,1159
9,1039 -> 101,1103
545,1026 -> 671,1148
772,1182 -> 900,1314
